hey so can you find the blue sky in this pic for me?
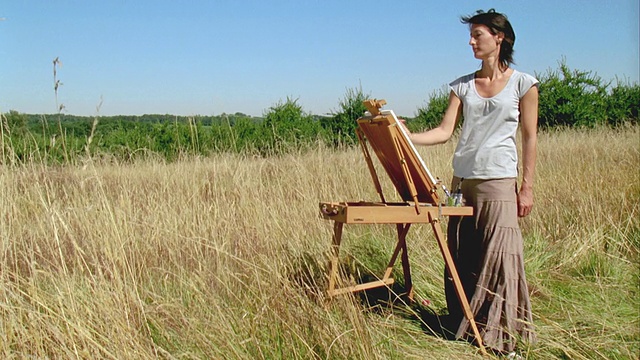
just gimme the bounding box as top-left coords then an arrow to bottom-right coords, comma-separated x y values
1,1 -> 638,117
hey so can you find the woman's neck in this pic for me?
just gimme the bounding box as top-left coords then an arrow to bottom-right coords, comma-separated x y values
478,59 -> 509,80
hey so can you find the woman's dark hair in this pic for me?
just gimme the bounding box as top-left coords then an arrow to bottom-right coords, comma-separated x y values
461,9 -> 516,67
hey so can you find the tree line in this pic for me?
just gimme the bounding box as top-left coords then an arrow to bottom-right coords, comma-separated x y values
2,60 -> 638,164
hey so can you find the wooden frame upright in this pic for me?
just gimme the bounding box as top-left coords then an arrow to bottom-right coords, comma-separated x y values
319,99 -> 487,355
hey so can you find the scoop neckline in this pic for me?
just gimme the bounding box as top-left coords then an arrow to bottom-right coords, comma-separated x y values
471,69 -> 517,100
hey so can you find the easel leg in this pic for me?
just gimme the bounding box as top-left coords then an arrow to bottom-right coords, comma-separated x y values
398,224 -> 413,302
327,222 -> 344,297
380,224 -> 412,300
428,212 -> 487,356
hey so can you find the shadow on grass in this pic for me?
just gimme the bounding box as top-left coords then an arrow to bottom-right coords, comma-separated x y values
287,255 -> 489,354
289,253 -> 461,342
356,280 -> 460,340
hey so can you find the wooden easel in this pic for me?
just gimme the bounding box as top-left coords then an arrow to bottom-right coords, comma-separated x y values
319,99 -> 487,355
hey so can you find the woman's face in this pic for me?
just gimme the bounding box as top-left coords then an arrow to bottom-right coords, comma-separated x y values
468,24 -> 502,61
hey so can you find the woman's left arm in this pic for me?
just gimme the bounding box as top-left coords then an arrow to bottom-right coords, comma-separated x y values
518,85 -> 539,217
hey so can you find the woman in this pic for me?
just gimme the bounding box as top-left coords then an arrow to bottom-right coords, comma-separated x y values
406,9 -> 538,354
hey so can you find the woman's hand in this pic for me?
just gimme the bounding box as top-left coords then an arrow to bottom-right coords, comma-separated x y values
517,185 -> 534,217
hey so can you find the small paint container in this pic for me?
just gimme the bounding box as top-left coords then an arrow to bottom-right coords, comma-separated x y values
453,192 -> 463,206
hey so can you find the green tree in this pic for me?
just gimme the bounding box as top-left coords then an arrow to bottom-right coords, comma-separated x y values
261,97 -> 321,154
5,110 -> 28,135
537,59 -> 610,127
606,81 -> 639,126
322,86 -> 370,146
412,88 -> 450,132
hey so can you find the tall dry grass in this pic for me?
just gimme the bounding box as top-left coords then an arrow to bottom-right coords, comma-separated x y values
0,126 -> 637,359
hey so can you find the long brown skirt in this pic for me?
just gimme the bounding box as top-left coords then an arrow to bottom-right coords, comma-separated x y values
445,177 -> 535,353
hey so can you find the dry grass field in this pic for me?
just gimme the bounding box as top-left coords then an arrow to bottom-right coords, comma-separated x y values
0,125 -> 638,359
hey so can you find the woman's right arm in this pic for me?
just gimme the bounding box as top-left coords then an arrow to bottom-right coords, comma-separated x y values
408,91 -> 462,146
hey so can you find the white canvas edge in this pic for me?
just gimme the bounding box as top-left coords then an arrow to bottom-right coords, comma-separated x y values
380,109 -> 438,186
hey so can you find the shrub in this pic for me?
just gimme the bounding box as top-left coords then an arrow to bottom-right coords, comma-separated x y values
537,59 -> 610,127
4,110 -> 28,135
260,97 -> 323,155
413,88 -> 450,132
606,80 -> 640,126
322,86 -> 370,146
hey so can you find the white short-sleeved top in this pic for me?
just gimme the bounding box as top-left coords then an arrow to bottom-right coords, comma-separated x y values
449,70 -> 539,179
